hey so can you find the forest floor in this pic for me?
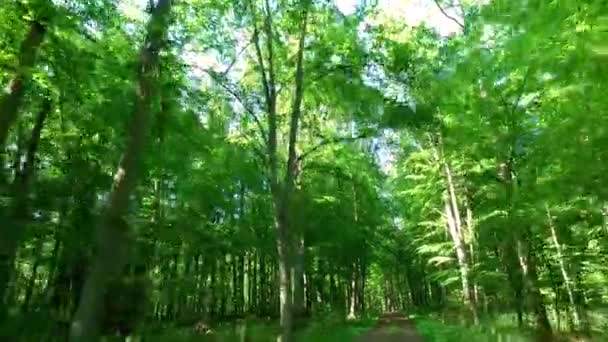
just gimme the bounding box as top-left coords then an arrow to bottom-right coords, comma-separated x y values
355,312 -> 424,342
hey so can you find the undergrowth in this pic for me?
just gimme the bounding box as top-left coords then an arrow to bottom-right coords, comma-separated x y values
412,315 -> 532,342
144,315 -> 375,341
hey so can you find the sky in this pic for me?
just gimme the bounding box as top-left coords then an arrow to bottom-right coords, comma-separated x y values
337,0 -> 462,36
121,0 -> 463,36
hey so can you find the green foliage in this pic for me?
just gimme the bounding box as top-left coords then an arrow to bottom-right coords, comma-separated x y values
1,0 -> 607,340
414,316 -> 531,342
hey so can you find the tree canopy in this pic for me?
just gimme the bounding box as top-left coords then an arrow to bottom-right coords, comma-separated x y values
0,0 -> 607,341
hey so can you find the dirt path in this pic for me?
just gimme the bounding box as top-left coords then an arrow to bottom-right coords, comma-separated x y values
355,312 -> 424,342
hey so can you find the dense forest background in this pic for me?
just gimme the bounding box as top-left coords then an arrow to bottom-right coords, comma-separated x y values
0,0 -> 607,341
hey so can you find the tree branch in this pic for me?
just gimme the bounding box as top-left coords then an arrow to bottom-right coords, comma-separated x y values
263,0 -> 277,106
510,67 -> 532,117
204,69 -> 268,142
284,0 -> 310,187
433,0 -> 465,30
298,130 -> 375,162
248,1 -> 271,107
222,41 -> 251,76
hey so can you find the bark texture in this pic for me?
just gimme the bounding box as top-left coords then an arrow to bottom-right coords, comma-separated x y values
69,1 -> 172,340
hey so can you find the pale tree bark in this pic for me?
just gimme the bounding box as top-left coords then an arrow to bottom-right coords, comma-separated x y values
347,265 -> 357,319
0,19 -> 47,149
444,197 -> 478,324
464,198 -> 481,308
347,183 -> 359,319
434,138 -> 478,324
545,205 -> 589,334
291,159 -> 305,322
293,236 -> 305,320
69,1 -> 172,340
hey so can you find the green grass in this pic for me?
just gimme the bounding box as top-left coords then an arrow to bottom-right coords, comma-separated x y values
295,317 -> 375,341
410,308 -> 608,342
413,315 -> 532,342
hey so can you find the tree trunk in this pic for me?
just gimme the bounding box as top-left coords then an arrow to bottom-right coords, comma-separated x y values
250,252 -> 257,314
232,255 -> 238,316
293,236 -> 305,320
0,20 -> 46,148
219,255 -> 227,318
359,257 -> 366,314
442,161 -> 478,324
276,227 -> 293,340
347,265 -> 356,319
0,95 -> 51,320
502,241 -> 525,327
258,253 -> 266,316
464,199 -> 481,308
21,236 -> 44,312
444,198 -> 478,323
516,236 -> 552,338
69,2 -> 172,340
209,255 -> 217,318
271,1 -> 309,340
546,205 -> 589,333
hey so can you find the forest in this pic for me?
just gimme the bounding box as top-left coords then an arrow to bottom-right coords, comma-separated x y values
0,0 -> 607,341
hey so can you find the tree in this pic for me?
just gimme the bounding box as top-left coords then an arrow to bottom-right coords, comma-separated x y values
69,0 -> 173,340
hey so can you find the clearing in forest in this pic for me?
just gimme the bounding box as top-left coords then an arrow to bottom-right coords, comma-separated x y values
355,312 -> 424,342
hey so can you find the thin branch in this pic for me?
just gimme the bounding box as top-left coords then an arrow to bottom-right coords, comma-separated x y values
260,0 -> 279,187
284,0 -> 310,185
247,0 -> 272,110
252,31 -> 271,107
433,0 -> 465,30
204,69 -> 268,142
510,67 -> 532,117
298,130 -> 375,162
263,0 -> 276,104
222,41 -> 251,76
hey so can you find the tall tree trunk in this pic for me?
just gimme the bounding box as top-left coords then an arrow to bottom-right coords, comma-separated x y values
502,241 -> 525,327
293,237 -> 305,320
232,255 -> 238,316
444,198 -> 477,323
69,2 -> 172,340
349,185 -> 361,318
0,20 -> 46,149
546,205 -> 589,333
209,254 -> 217,318
249,252 -> 256,314
250,0 -> 310,337
0,95 -> 51,320
21,235 -> 44,312
272,1 -> 309,340
503,153 -> 552,337
442,160 -> 478,324
464,198 -> 481,307
358,257 -> 366,314
219,255 -> 227,318
258,253 -> 266,316
347,265 -> 357,319
516,236 -> 552,338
